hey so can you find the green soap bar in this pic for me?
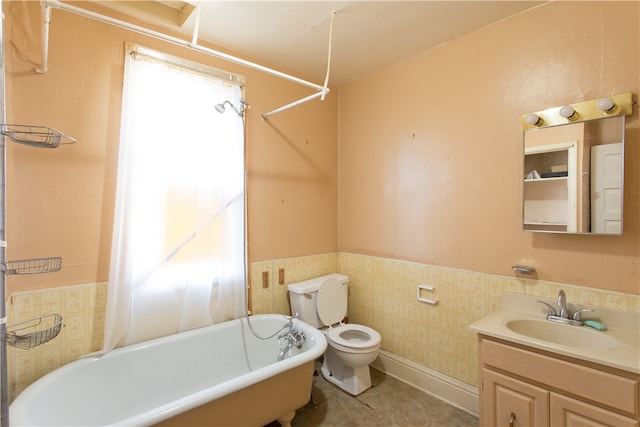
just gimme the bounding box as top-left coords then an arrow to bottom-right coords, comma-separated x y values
584,320 -> 607,331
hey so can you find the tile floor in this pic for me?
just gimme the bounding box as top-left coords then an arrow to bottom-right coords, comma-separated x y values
269,364 -> 479,426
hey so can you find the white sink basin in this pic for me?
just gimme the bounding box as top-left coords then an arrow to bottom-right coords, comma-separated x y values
506,319 -> 619,351
470,294 -> 640,373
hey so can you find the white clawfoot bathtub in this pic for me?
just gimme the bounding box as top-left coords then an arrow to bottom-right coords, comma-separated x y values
10,314 -> 327,427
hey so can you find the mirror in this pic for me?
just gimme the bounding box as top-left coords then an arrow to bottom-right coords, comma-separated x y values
523,115 -> 625,235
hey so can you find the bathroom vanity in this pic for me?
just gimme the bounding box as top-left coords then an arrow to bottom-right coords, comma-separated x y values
479,336 -> 638,427
471,294 -> 640,427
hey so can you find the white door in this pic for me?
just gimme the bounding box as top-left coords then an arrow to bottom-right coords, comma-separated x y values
591,143 -> 623,234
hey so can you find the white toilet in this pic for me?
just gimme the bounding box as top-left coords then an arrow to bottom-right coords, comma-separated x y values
288,273 -> 381,396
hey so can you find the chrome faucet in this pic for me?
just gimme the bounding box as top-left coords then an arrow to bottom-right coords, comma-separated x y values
277,315 -> 305,361
537,290 -> 595,326
557,290 -> 569,319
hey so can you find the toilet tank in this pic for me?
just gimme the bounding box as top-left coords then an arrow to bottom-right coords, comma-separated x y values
288,273 -> 349,328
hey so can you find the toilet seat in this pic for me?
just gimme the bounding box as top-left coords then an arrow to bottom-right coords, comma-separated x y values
328,324 -> 381,351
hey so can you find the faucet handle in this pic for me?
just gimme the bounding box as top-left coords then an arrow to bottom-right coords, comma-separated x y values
537,301 -> 558,317
572,308 -> 595,321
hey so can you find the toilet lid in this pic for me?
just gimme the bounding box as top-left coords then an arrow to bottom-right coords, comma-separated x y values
316,278 -> 347,326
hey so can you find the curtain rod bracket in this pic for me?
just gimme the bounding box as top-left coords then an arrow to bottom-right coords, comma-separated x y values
190,5 -> 201,46
262,10 -> 336,119
36,2 -> 52,74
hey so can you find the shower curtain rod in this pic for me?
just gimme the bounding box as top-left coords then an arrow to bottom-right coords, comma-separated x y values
37,0 -> 331,118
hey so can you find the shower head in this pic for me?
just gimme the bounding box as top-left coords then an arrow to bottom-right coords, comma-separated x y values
215,100 -> 247,117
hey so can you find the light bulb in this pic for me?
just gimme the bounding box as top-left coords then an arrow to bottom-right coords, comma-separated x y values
559,105 -> 578,120
597,97 -> 615,113
525,114 -> 541,126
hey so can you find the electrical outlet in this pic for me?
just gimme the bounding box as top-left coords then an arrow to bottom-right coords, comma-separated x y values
279,268 -> 285,285
262,271 -> 269,288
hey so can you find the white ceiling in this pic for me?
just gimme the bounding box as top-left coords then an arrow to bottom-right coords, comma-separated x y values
101,1 -> 544,86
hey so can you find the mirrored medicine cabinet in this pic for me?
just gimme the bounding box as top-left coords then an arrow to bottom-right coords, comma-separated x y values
521,92 -> 633,235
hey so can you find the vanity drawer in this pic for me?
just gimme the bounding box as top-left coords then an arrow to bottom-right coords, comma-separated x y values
482,339 -> 639,415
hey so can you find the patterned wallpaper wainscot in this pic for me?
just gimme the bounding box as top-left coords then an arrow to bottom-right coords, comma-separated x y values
6,253 -> 639,400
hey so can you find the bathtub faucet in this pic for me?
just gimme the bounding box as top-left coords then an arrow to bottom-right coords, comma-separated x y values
277,315 -> 306,361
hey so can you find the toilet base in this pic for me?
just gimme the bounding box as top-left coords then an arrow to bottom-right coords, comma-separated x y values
320,349 -> 373,396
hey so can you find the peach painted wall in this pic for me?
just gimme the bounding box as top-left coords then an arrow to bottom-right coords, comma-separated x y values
3,1 -> 338,295
338,1 -> 639,294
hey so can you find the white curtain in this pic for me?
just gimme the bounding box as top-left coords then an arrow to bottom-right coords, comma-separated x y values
103,48 -> 247,349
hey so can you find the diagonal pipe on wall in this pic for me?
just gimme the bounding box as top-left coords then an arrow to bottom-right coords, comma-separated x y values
37,0 -> 332,118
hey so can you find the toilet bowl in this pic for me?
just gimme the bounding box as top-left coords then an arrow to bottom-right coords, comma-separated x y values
322,323 -> 381,395
288,274 -> 381,395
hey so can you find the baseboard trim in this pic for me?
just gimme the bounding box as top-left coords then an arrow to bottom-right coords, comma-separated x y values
371,350 -> 479,416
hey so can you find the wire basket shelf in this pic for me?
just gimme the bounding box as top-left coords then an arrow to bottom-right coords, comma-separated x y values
2,314 -> 64,350
2,257 -> 62,275
1,124 -> 76,148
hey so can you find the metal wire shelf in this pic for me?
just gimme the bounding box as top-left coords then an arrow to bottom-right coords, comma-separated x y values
2,314 -> 64,350
2,257 -> 62,275
1,124 -> 76,148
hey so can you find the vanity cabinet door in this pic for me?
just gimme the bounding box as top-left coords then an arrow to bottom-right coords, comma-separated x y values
482,368 -> 549,427
550,393 -> 639,427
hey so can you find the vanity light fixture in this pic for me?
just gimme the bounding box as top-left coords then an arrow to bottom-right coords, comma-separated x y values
597,97 -> 616,113
521,92 -> 632,130
559,105 -> 579,120
524,113 -> 542,126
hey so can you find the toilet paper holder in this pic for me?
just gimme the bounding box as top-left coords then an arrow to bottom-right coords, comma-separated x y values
417,285 -> 438,305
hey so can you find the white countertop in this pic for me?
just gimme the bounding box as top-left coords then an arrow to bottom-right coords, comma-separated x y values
470,293 -> 640,374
